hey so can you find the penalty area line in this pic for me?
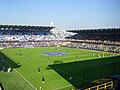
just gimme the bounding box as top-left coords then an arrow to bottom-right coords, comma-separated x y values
14,69 -> 37,90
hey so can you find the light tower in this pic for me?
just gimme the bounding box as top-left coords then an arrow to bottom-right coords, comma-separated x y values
50,22 -> 54,26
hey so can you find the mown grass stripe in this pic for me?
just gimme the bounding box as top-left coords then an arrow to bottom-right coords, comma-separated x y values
14,69 -> 37,90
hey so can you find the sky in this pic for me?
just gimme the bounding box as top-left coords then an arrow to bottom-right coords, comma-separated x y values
0,0 -> 120,29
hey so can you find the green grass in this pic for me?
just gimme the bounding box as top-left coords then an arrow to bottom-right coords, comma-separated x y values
0,47 -> 120,90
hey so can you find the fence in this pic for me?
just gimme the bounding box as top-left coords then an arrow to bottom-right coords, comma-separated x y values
85,81 -> 113,90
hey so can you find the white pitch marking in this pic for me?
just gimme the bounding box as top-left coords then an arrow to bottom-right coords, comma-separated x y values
2,51 -> 37,90
14,69 -> 37,90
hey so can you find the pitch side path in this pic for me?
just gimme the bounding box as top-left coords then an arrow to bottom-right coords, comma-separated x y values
0,47 -> 120,90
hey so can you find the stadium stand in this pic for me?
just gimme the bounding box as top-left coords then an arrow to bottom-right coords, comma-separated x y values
0,25 -> 73,48
67,28 -> 120,41
0,25 -> 120,53
0,25 -> 55,41
66,28 -> 120,53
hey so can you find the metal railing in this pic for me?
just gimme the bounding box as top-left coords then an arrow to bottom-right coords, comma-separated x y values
85,81 -> 113,90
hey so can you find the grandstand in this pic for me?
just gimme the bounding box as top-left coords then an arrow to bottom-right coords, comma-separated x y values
0,25 -> 73,48
0,24 -> 55,41
67,28 -> 120,41
66,28 -> 120,53
1,25 -> 120,54
0,25 -> 120,90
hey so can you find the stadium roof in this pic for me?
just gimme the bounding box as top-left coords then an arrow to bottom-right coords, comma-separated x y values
0,24 -> 55,32
0,24 -> 55,27
67,28 -> 120,34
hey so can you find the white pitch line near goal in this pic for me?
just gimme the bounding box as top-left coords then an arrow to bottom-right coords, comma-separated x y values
14,69 -> 37,90
53,85 -> 72,90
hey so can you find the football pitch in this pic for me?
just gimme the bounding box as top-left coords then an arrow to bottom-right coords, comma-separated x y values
0,47 -> 120,90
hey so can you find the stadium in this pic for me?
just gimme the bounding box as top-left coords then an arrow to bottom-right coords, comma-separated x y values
0,24 -> 120,90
